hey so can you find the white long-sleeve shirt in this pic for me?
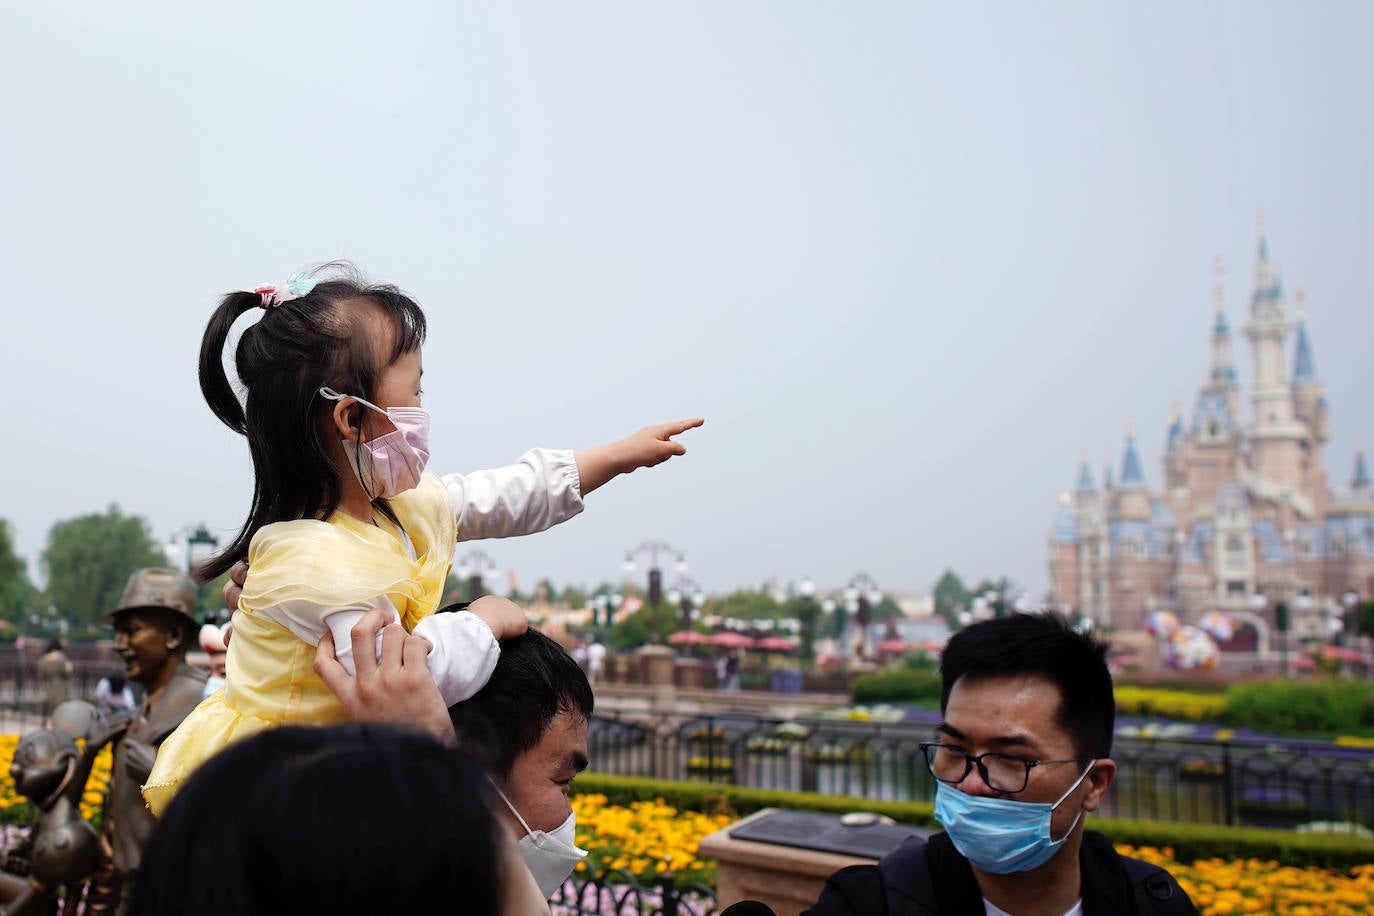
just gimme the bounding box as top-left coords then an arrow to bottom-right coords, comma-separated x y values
253,448 -> 583,704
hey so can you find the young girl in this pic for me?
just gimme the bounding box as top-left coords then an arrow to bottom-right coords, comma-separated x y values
145,266 -> 701,815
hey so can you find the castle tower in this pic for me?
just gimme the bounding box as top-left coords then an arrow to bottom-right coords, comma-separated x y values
1075,451 -> 1097,507
1114,424 -> 1151,521
1291,292 -> 1331,521
1354,448 -> 1371,494
1209,259 -> 1242,423
1164,403 -> 1187,491
1291,292 -> 1330,442
1244,216 -> 1307,491
1182,263 -> 1243,511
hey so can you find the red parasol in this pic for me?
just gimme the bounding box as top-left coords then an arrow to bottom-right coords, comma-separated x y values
667,630 -> 713,645
875,639 -> 912,655
1321,645 -> 1366,664
708,631 -> 756,649
754,636 -> 797,652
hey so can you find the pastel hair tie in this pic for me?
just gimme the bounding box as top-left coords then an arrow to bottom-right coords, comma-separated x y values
254,271 -> 322,309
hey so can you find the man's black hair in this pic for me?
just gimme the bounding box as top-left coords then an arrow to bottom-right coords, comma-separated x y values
448,628 -> 593,779
131,725 -> 504,916
939,612 -> 1115,758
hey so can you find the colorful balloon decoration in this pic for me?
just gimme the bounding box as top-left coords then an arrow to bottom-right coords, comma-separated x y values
1198,610 -> 1235,642
1146,610 -> 1181,638
1165,625 -> 1220,670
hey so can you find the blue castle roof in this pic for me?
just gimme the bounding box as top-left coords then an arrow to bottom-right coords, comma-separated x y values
1120,435 -> 1146,489
1293,317 -> 1318,383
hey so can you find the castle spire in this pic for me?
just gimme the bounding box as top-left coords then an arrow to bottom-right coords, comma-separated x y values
1355,447 -> 1371,491
1292,290 -> 1318,382
1075,448 -> 1096,493
1165,402 -> 1185,453
1245,212 -> 1297,435
1120,423 -> 1146,489
1210,258 -> 1237,384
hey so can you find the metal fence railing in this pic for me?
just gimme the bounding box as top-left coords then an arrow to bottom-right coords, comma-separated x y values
0,655 -> 130,720
552,871 -> 716,916
587,713 -> 1374,832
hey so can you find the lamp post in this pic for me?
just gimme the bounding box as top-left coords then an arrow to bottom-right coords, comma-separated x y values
1342,589 -> 1360,646
168,525 -> 220,618
666,579 -> 706,634
796,578 -> 819,663
454,550 -> 498,601
844,573 -> 882,661
822,597 -> 842,659
593,591 -> 623,629
1250,591 -> 1289,677
623,541 -> 687,644
185,525 -> 218,576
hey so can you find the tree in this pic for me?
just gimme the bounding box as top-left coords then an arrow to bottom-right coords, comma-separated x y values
0,520 -> 35,624
932,569 -> 967,624
1358,601 -> 1374,640
41,505 -> 168,627
607,603 -> 661,651
558,584 -> 588,610
794,595 -> 818,663
709,589 -> 783,622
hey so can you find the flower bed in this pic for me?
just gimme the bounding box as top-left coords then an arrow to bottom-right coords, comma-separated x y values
1120,845 -> 1374,915
0,734 -> 112,826
572,793 -> 731,889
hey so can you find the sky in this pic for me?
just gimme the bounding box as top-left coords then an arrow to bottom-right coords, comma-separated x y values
2,2 -> 1372,602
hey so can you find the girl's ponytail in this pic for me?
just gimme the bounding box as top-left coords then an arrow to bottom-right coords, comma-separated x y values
199,291 -> 261,434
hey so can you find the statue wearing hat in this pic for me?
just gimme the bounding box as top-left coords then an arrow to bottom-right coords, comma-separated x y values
83,569 -> 207,916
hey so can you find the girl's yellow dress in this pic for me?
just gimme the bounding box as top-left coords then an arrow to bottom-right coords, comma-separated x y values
143,472 -> 456,816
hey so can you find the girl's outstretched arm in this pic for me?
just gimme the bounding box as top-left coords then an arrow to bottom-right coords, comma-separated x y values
575,417 -> 704,496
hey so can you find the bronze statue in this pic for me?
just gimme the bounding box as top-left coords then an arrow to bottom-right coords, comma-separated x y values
0,704 -> 119,916
83,569 -> 207,916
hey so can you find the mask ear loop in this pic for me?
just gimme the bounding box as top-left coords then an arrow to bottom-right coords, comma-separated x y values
1048,760 -> 1096,842
319,387 -> 388,417
319,387 -> 385,501
489,779 -> 537,838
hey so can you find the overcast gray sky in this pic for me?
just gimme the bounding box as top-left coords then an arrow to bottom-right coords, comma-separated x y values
2,2 -> 1371,601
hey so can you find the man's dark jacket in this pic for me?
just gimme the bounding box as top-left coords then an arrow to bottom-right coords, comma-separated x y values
803,830 -> 1198,916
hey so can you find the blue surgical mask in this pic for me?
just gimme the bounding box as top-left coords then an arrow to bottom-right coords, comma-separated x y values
934,762 -> 1095,874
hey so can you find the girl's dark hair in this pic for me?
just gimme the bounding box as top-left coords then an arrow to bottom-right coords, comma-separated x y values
197,264 -> 426,581
129,725 -> 504,916
43,638 -> 64,654
105,672 -> 126,694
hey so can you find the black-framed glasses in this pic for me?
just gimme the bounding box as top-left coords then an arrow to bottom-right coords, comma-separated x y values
919,742 -> 1091,794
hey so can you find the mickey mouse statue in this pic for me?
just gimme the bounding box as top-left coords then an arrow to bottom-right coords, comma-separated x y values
0,700 -> 123,916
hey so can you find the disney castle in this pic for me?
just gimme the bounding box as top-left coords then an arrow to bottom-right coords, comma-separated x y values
1048,221 -> 1373,642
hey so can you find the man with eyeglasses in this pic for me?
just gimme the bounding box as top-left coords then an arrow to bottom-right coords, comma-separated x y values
804,613 -> 1197,916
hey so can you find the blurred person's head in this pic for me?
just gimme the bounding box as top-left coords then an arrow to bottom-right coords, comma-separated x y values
199,624 -> 228,679
448,626 -> 593,896
130,724 -> 508,916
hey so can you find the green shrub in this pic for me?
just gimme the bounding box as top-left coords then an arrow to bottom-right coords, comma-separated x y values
851,668 -> 942,704
1225,679 -> 1374,734
572,773 -> 1374,870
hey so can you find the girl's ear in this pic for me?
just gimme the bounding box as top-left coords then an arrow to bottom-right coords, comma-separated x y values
331,397 -> 361,442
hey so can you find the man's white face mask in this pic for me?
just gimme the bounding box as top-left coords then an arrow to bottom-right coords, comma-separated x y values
494,786 -> 588,898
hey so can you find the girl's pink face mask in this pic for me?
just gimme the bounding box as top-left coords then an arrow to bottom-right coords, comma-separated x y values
319,387 -> 431,498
